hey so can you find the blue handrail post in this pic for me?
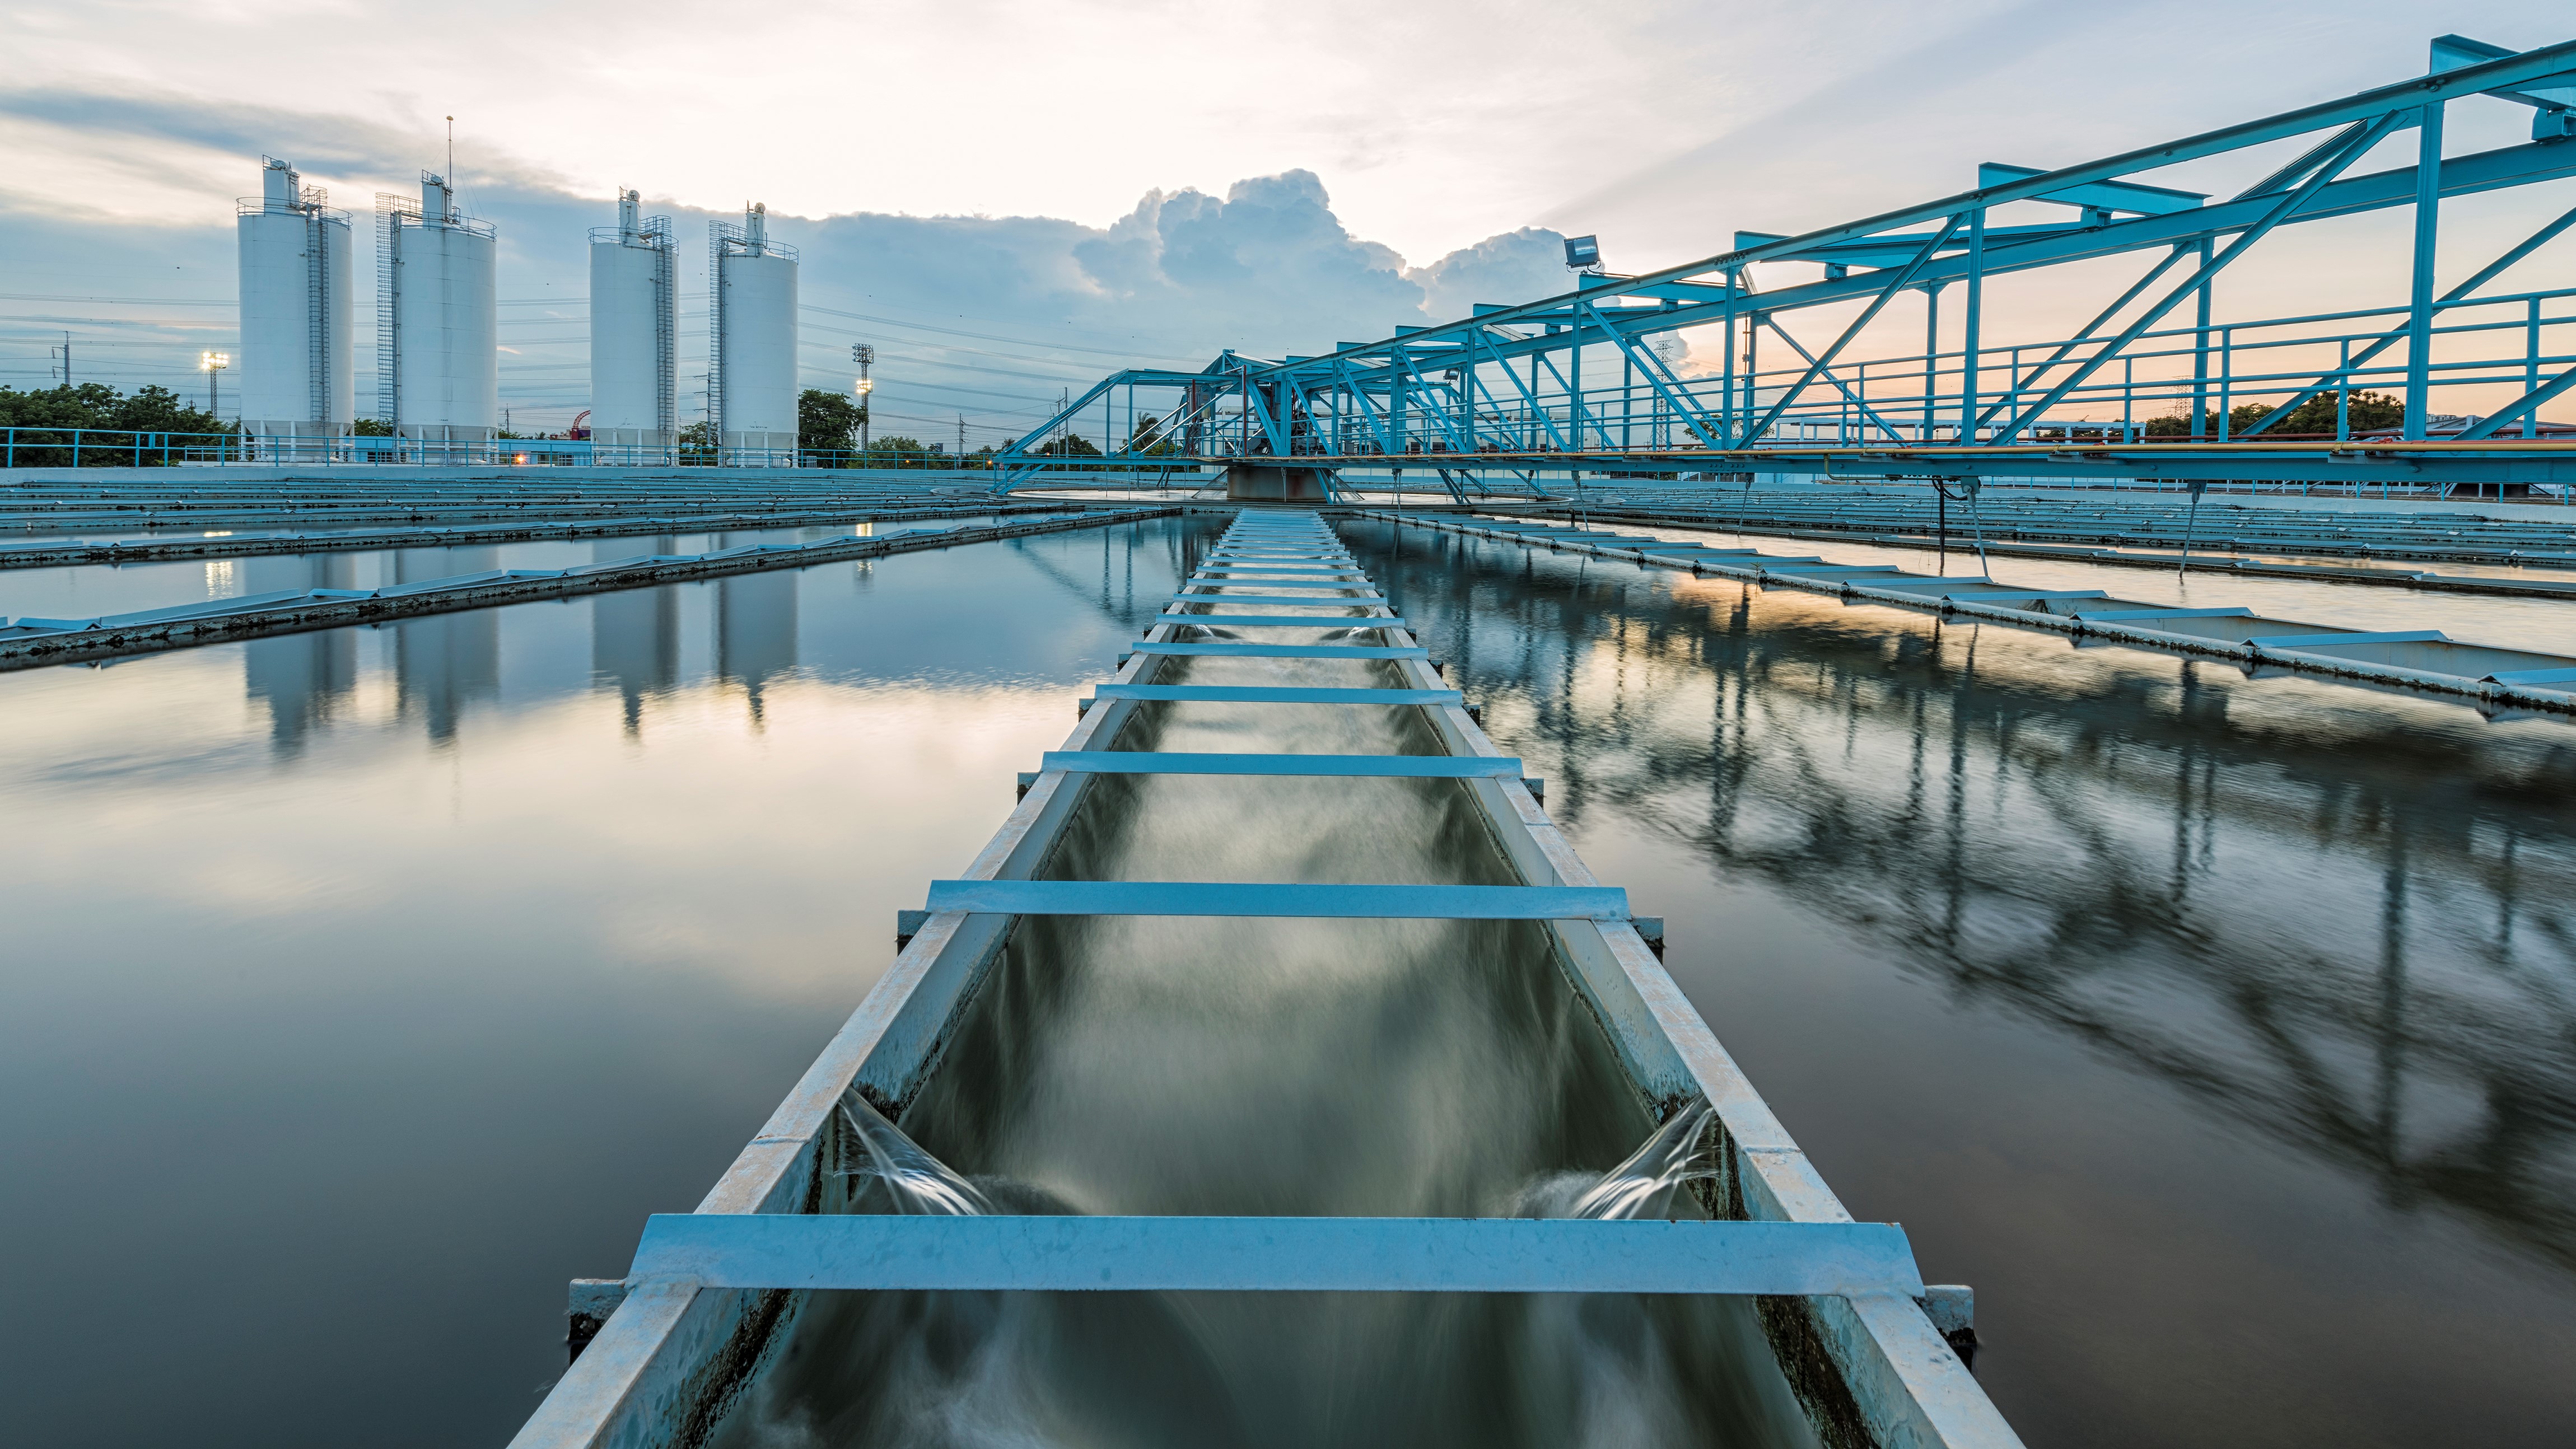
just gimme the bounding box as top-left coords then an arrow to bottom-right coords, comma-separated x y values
1959,208 -> 1985,443
2219,327 -> 2234,441
2336,339 -> 2351,441
2191,238 -> 2214,439
2527,295 -> 2544,438
1720,268 -> 1738,443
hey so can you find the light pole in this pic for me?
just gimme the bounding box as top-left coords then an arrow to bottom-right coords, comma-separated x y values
852,344 -> 874,455
199,349 -> 230,416
199,350 -> 230,456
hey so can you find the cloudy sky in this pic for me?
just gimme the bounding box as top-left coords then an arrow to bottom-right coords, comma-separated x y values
1,0 -> 2569,438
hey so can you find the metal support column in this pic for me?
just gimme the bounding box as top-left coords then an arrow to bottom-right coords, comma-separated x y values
2405,99 -> 2446,438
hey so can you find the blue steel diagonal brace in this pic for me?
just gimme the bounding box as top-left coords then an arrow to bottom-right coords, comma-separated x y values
1393,354 -> 1476,456
1737,214 -> 1965,446
1482,328 -> 1578,452
1972,244 -> 2196,433
1459,337 -> 1530,446
1242,375 -> 1295,456
1332,359 -> 1401,455
1994,111 -> 2404,442
2239,200 -> 2576,436
2460,362 -> 2576,438
1528,346 -> 1592,453
1754,315 -> 1911,443
1589,306 -> 1732,452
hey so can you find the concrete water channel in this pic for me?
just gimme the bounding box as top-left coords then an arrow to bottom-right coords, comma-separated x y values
2,504 -> 2571,1447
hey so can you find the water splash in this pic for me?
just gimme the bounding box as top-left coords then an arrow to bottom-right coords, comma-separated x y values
1505,1101 -> 1723,1222
835,1092 -> 994,1216
1567,1101 -> 1721,1219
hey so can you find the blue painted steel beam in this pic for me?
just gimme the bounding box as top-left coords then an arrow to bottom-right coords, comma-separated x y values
1039,751 -> 1520,777
922,880 -> 1632,919
1169,593 -> 1388,605
627,1213 -> 1927,1297
1193,563 -> 1357,573
1157,614 -> 1408,627
1091,684 -> 1460,704
1127,642 -> 1430,659
1189,579 -> 1373,589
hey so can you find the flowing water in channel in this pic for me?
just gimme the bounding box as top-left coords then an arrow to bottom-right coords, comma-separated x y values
708,555 -> 1818,1448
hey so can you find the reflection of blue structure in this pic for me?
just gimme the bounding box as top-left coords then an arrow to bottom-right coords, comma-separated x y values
241,555 -> 357,754
716,553 -> 798,724
391,548 -> 500,743
590,537 -> 680,736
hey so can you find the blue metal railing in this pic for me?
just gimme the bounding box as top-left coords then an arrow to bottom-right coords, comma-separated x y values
0,430 -> 1141,473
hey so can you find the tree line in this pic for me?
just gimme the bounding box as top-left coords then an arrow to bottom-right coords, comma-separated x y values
0,384 -> 234,466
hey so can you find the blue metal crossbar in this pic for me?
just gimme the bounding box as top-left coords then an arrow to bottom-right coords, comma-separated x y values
1170,593 -> 1386,604
1040,751 -> 1519,777
1092,684 -> 1460,704
1156,614 -> 1410,627
1195,564 -> 1355,573
627,1214 -> 1925,1296
1192,571 -> 1369,580
923,880 -> 1630,919
1128,642 -> 1431,659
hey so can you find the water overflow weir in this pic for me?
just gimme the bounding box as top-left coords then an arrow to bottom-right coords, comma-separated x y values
511,507 -> 2014,1448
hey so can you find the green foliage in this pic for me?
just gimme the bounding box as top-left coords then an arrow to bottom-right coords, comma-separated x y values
797,388 -> 866,457
351,418 -> 395,437
1128,413 -> 1180,456
0,383 -> 232,465
676,419 -> 717,464
2141,389 -> 2404,438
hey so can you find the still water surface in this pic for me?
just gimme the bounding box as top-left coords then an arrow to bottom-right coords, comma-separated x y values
2,512 -> 2572,1446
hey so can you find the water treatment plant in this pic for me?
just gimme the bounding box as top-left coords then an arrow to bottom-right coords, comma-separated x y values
4,22 -> 2576,1449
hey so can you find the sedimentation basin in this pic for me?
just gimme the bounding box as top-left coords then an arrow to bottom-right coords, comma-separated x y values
1,506 -> 2569,1448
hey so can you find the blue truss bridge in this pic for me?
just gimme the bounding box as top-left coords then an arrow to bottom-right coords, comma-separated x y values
997,34 -> 2576,504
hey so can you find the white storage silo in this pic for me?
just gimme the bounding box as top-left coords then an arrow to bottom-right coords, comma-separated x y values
377,172 -> 498,460
589,190 -> 676,464
711,204 -> 799,466
236,157 -> 353,460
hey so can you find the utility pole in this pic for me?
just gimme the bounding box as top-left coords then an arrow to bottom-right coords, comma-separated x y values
958,414 -> 966,465
50,330 -> 71,388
